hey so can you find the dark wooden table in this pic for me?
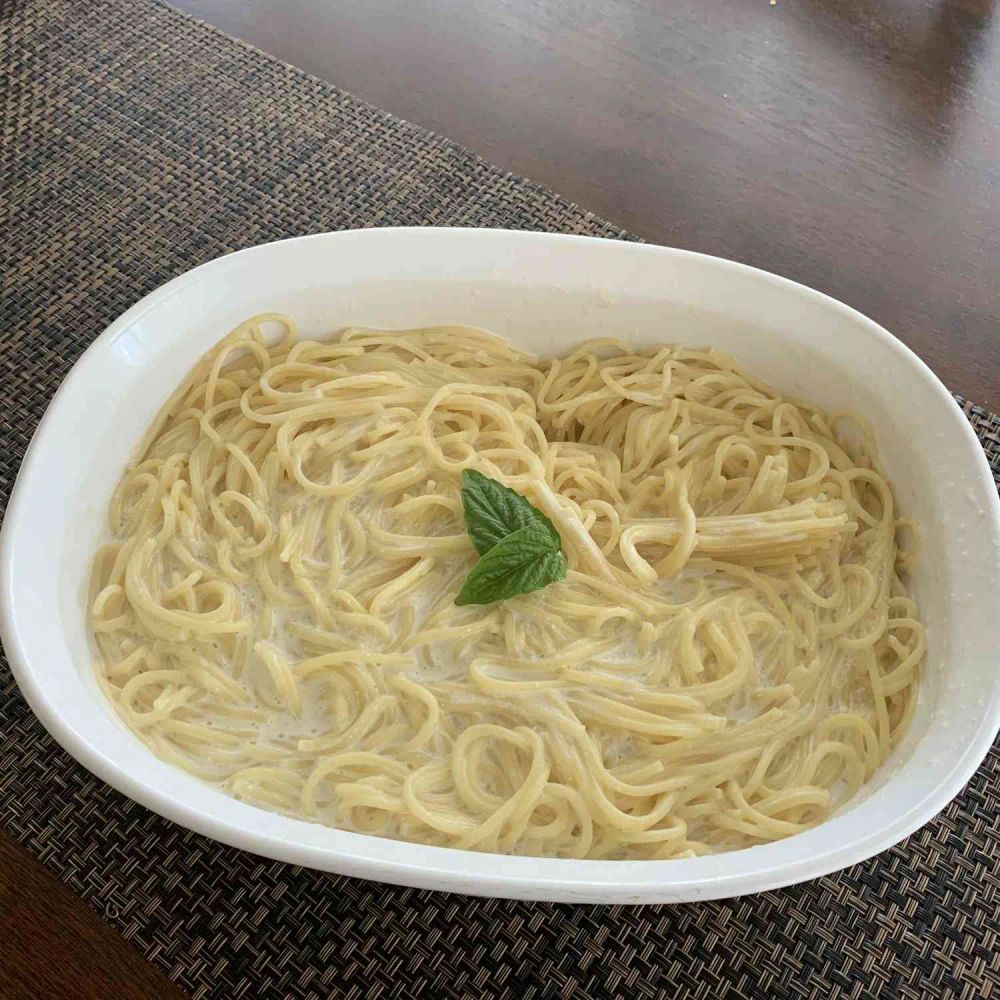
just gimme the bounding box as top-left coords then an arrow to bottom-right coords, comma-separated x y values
3,0 -> 998,995
172,0 -> 1000,410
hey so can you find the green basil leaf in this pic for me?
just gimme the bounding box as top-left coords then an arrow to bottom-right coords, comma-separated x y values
455,522 -> 567,606
460,468 -> 560,555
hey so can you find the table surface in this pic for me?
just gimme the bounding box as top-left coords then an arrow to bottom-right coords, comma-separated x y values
3,0 -> 998,995
172,0 -> 1000,411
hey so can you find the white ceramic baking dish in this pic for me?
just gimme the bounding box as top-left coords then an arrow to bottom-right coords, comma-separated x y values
2,228 -> 997,903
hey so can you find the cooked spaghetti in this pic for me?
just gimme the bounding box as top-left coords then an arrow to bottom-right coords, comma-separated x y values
89,315 -> 924,858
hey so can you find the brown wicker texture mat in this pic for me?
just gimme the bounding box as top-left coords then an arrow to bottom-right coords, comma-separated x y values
1,1 -> 998,998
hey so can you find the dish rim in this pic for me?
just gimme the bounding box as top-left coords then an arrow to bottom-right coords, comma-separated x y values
2,227 -> 998,903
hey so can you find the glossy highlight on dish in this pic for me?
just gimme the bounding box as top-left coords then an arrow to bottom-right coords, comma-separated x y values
88,315 -> 924,859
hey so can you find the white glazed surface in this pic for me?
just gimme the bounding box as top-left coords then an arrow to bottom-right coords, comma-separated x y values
2,228 -> 998,904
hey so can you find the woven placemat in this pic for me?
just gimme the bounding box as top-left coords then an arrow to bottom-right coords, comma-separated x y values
2,1 -> 998,997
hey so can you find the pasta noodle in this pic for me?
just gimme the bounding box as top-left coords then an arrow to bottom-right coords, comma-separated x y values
89,315 -> 924,859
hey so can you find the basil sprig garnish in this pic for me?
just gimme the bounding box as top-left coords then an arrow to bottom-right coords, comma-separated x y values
455,470 -> 566,606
